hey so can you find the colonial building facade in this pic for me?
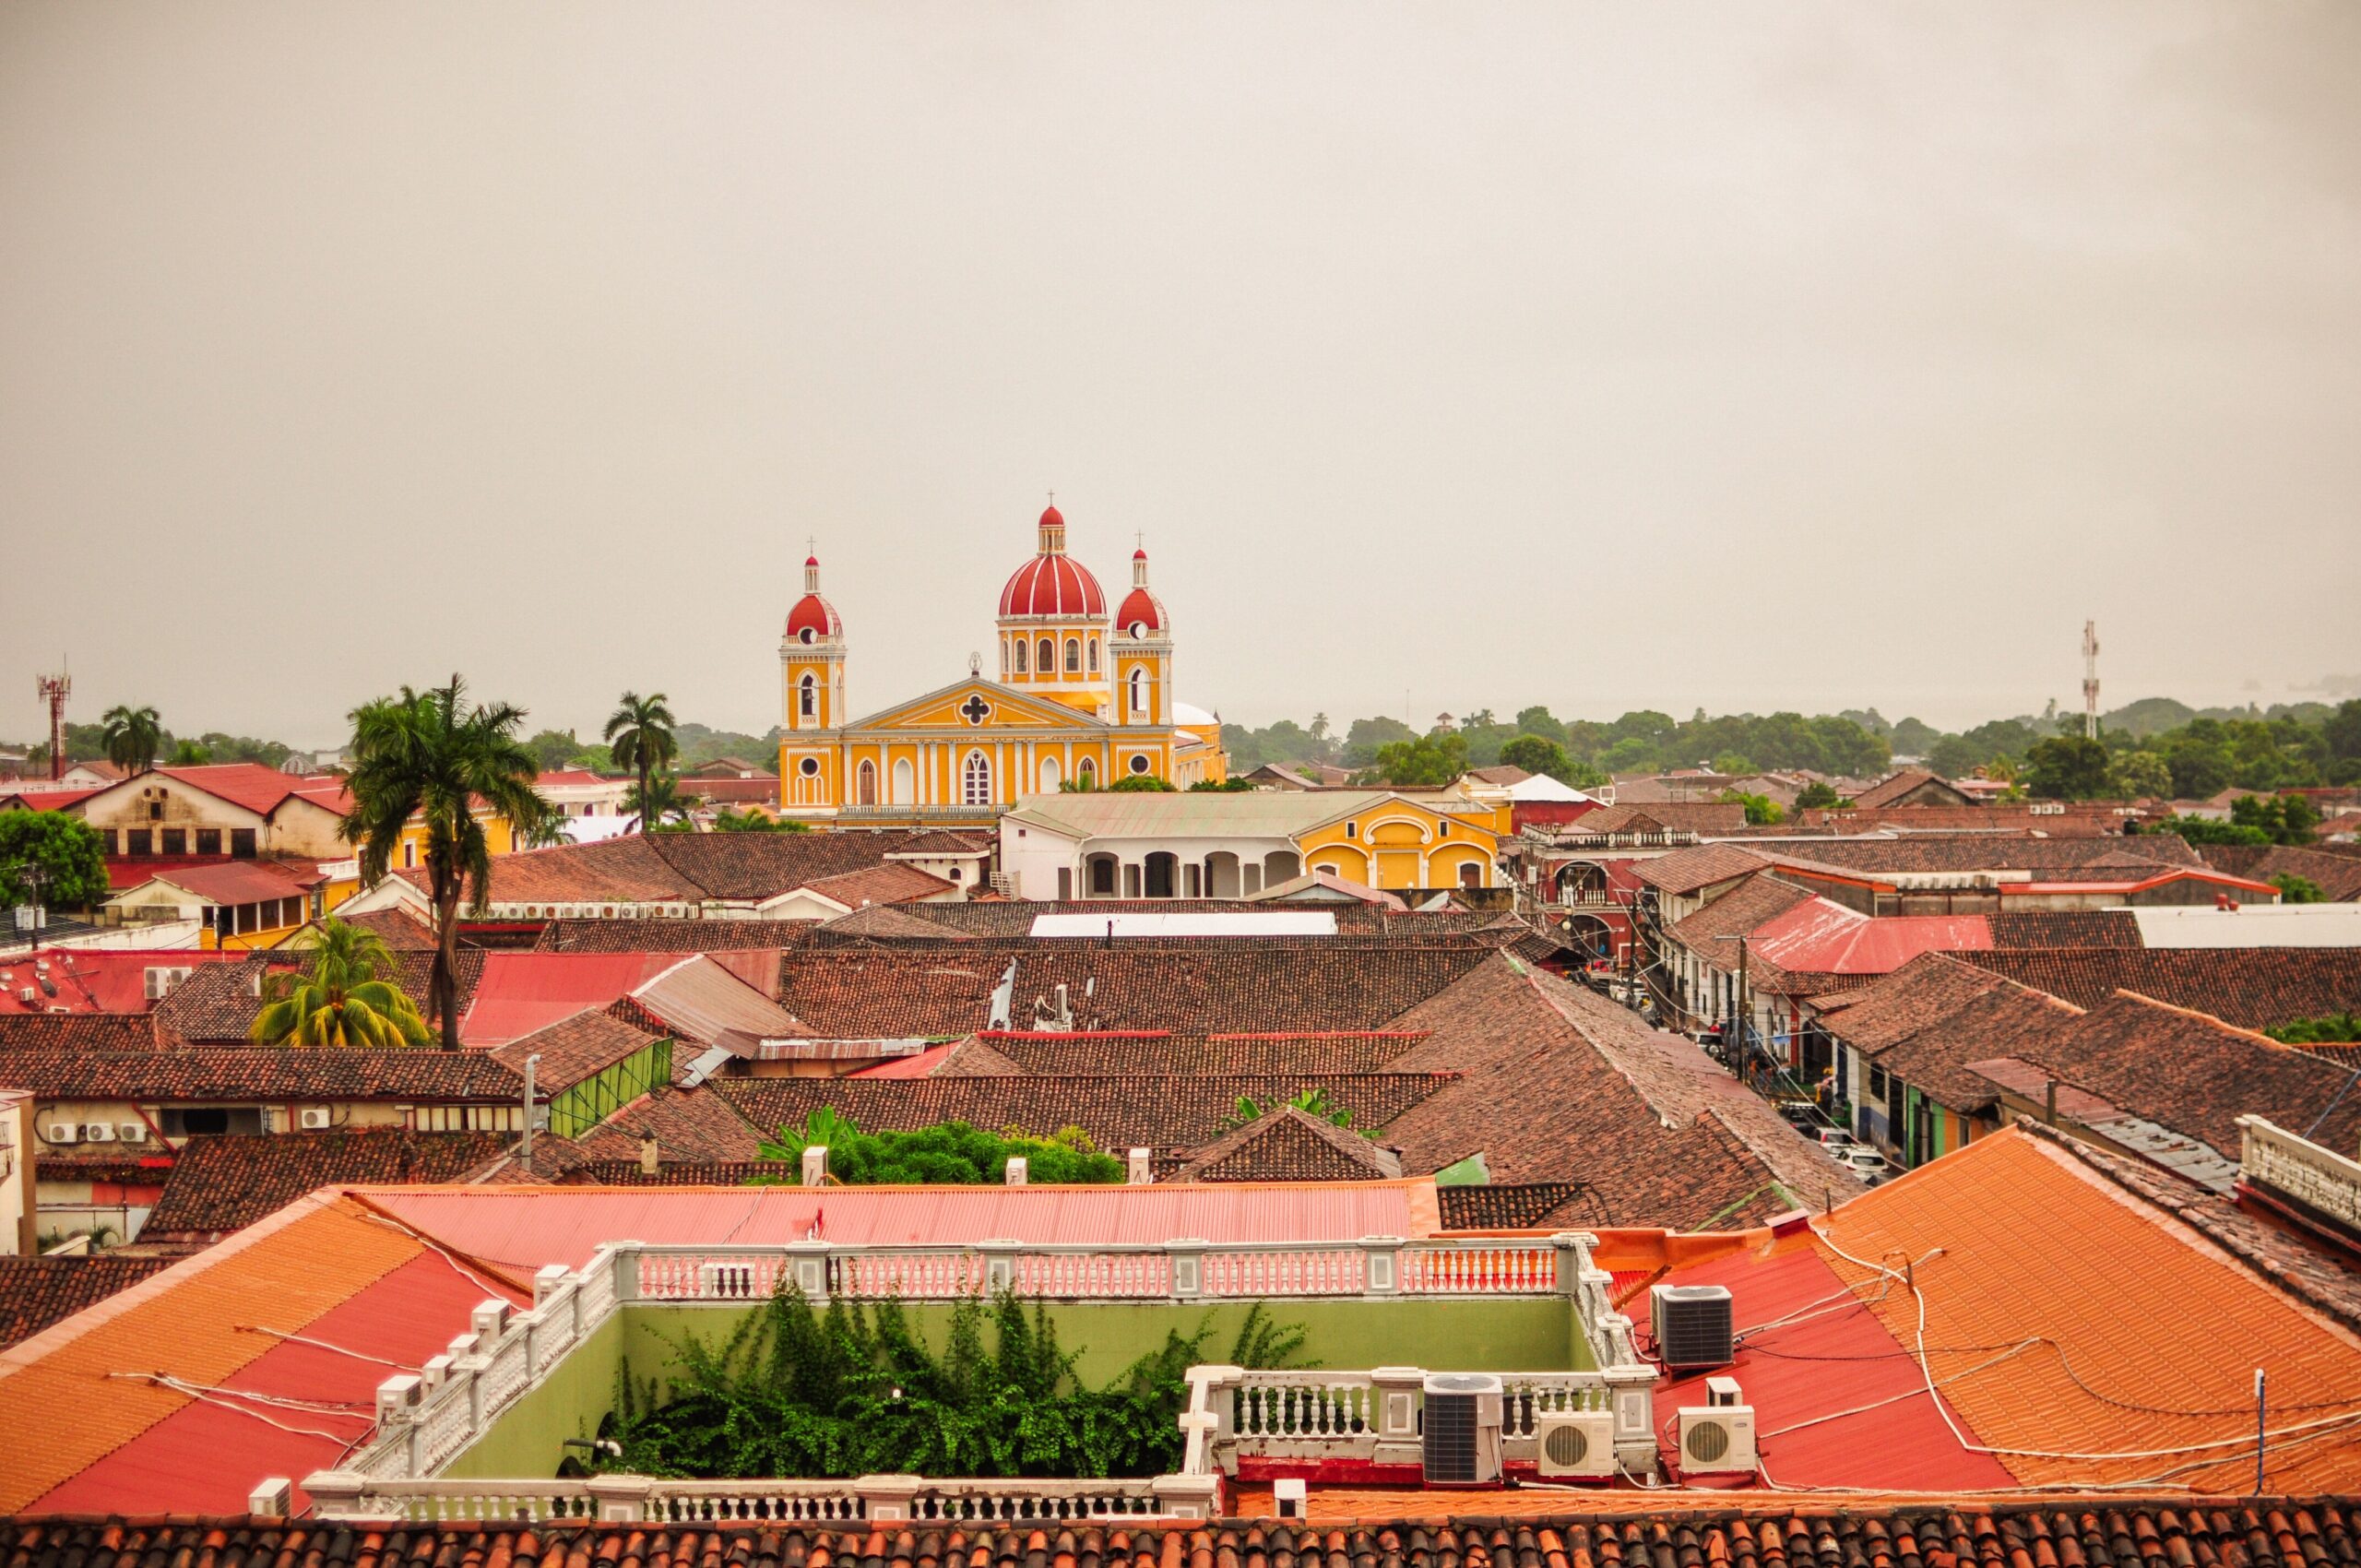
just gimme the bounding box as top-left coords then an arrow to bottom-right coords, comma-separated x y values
777,503 -> 1227,822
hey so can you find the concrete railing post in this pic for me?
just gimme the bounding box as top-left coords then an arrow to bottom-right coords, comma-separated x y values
1150,1472 -> 1220,1519
611,1242 -> 645,1304
1370,1366 -> 1426,1466
977,1238 -> 1022,1294
1359,1235 -> 1404,1295
585,1475 -> 656,1523
785,1239 -> 832,1301
856,1474 -> 923,1521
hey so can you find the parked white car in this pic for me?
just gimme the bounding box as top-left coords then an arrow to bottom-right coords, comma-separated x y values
1814,1126 -> 1856,1149
1843,1147 -> 1892,1180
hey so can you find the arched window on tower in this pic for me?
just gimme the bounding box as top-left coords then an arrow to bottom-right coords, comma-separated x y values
1064,638 -> 1080,672
1129,667 -> 1146,719
1037,637 -> 1053,674
857,760 -> 877,807
1087,637 -> 1099,673
962,751 -> 992,806
1076,758 -> 1096,790
1014,638 -> 1027,674
799,673 -> 817,719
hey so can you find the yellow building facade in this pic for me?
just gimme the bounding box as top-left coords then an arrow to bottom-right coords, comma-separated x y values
777,504 -> 1226,823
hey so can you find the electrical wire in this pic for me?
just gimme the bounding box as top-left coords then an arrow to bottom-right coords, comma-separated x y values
235,1324 -> 416,1369
355,1207 -> 525,1300
107,1372 -> 372,1441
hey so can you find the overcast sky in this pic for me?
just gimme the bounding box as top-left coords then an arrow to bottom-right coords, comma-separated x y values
3,3 -> 2356,748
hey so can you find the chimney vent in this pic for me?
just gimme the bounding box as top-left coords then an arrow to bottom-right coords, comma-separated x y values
1128,1147 -> 1152,1184
801,1146 -> 828,1187
1005,1156 -> 1028,1186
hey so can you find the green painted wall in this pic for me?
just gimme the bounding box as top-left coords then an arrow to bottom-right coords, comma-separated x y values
447,1296 -> 1592,1479
550,1040 -> 675,1139
443,1313 -> 625,1479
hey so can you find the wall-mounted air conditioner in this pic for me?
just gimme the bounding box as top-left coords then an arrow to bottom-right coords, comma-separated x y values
1531,1410 -> 1618,1479
1421,1373 -> 1503,1485
1676,1401 -> 1756,1474
48,1123 -> 80,1144
81,1123 -> 115,1143
298,1108 -> 332,1130
117,1124 -> 147,1145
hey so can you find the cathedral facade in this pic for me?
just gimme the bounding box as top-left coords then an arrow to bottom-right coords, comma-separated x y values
776,503 -> 1228,823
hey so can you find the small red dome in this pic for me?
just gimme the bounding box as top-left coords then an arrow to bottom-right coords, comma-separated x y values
786,592 -> 840,641
1116,586 -> 1167,635
1040,505 -> 1064,529
1133,548 -> 1148,561
1000,554 -> 1107,618
804,553 -> 819,567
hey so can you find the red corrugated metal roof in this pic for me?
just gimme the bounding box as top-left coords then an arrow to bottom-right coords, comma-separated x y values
1749,904 -> 1992,976
0,787 -> 101,812
364,1182 -> 1435,1272
29,1251 -> 516,1515
0,947 -> 246,1013
1655,1236 -> 2013,1491
140,860 -> 323,904
459,951 -> 787,1046
854,1042 -> 958,1077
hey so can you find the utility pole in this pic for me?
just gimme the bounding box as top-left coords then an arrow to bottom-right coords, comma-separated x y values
2082,621 -> 2101,741
521,1053 -> 542,1168
34,669 -> 70,783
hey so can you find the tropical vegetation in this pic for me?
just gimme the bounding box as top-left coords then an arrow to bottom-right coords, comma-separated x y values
594,1288 -> 1308,1480
759,1108 -> 1124,1184
341,675 -> 551,1051
0,814 -> 109,909
606,692 -> 680,836
2264,1011 -> 2361,1046
99,704 -> 162,776
250,919 -> 429,1047
623,771 -> 698,830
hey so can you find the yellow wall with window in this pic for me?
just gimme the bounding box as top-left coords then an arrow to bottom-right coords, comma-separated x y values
1297,803 -> 1501,890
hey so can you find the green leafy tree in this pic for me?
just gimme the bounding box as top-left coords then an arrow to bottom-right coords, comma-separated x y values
2024,735 -> 2112,801
713,806 -> 807,831
625,772 -> 699,829
1498,733 -> 1577,785
1513,706 -> 1562,741
1794,780 -> 1841,810
166,739 -> 212,766
2150,815 -> 2271,847
1368,731 -> 1467,787
2266,1011 -> 2361,1045
99,704 -> 162,776
251,918 -> 429,1047
605,692 -> 680,837
1341,716 -> 1417,768
760,1111 -> 1124,1184
1712,753 -> 1758,778
2325,701 -> 2361,766
1719,789 -> 1785,826
0,814 -> 109,909
1188,778 -> 1255,791
1890,717 -> 1941,758
2106,750 -> 2174,802
525,729 -> 585,772
1107,774 -> 1176,792
1230,1087 -> 1359,1130
341,676 -> 552,1050
2271,873 -> 2327,905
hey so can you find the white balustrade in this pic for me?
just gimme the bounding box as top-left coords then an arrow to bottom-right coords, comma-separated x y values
2241,1115 -> 2361,1232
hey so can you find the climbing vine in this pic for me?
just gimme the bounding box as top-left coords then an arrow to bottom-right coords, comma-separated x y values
595,1289 -> 1309,1479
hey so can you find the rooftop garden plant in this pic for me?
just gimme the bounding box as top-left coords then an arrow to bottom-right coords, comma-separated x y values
758,1108 -> 1126,1184
594,1289 -> 1309,1480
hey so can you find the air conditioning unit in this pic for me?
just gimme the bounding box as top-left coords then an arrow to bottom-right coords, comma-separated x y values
49,1123 -> 80,1144
82,1123 -> 115,1144
144,966 -> 194,1002
1420,1373 -> 1503,1485
1531,1410 -> 1618,1479
117,1124 -> 148,1145
1677,1382 -> 1756,1475
14,988 -> 34,1007
1652,1283 -> 1734,1369
298,1108 -> 332,1131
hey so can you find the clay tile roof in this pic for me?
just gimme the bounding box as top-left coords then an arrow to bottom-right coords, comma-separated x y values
535,917 -> 820,954
1665,875 -> 1818,956
150,951 -> 485,1044
10,1504 -> 2353,1562
1987,990 -> 2361,1158
977,1031 -> 1426,1075
1769,834 -> 2203,878
1868,975 -> 2087,1111
143,1129 -> 510,1237
1957,945 -> 2361,1030
711,1072 -> 1455,1155
1846,768 -> 1971,809
1435,1181 -> 1592,1230
1810,952 -> 2023,1051
0,1257 -> 173,1350
317,908 -> 438,950
798,862 -> 959,909
2201,842 -> 2361,901
816,902 -> 979,941
1631,844 -> 1772,895
1377,956 -> 1862,1228
0,1047 -> 525,1101
486,1008 -> 664,1092
0,1014 -> 172,1052
1983,909 -> 2144,948
1171,1104 -> 1404,1182
564,1083 -> 769,1164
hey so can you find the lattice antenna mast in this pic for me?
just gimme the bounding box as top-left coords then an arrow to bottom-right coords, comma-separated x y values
2082,620 -> 2100,741
34,666 -> 70,782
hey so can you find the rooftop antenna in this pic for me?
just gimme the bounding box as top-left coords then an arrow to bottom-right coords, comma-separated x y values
2082,620 -> 2101,741
34,664 -> 70,783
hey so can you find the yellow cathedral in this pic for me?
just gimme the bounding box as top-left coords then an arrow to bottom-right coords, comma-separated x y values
776,502 -> 1228,823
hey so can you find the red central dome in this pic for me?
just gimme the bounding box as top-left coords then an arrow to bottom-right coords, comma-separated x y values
999,504 -> 1107,618
787,591 -> 840,641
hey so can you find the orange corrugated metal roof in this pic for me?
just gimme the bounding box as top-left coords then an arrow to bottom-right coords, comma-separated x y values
1813,1129 -> 2361,1493
0,1194 -> 528,1514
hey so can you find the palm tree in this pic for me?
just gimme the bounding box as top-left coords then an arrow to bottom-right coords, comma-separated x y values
167,739 -> 212,766
604,692 -> 678,837
623,771 -> 698,832
251,918 -> 429,1048
523,811 -> 574,849
341,675 -> 551,1050
100,705 -> 163,776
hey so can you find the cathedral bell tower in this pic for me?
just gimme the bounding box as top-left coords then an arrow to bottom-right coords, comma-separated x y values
778,552 -> 847,808
1109,544 -> 1172,727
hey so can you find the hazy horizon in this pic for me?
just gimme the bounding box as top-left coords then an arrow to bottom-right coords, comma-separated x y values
5,3 -> 2356,748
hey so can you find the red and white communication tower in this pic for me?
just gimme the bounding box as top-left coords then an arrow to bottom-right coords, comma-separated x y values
34,668 -> 70,782
2081,621 -> 2100,741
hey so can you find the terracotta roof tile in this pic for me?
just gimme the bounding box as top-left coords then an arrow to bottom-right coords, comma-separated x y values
486,1009 -> 665,1093
0,1015 -> 171,1052
1171,1105 -> 1403,1181
565,1084 -> 768,1165
1957,946 -> 2361,1029
535,917 -> 821,955
1435,1181 -> 1592,1229
0,1258 -> 172,1351
1632,845 -> 1774,895
842,900 -> 1507,939
974,1031 -> 1429,1076
2200,843 -> 2361,901
143,1130 -> 509,1237
151,952 -> 484,1043
0,1048 -> 524,1100
1983,909 -> 2144,947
